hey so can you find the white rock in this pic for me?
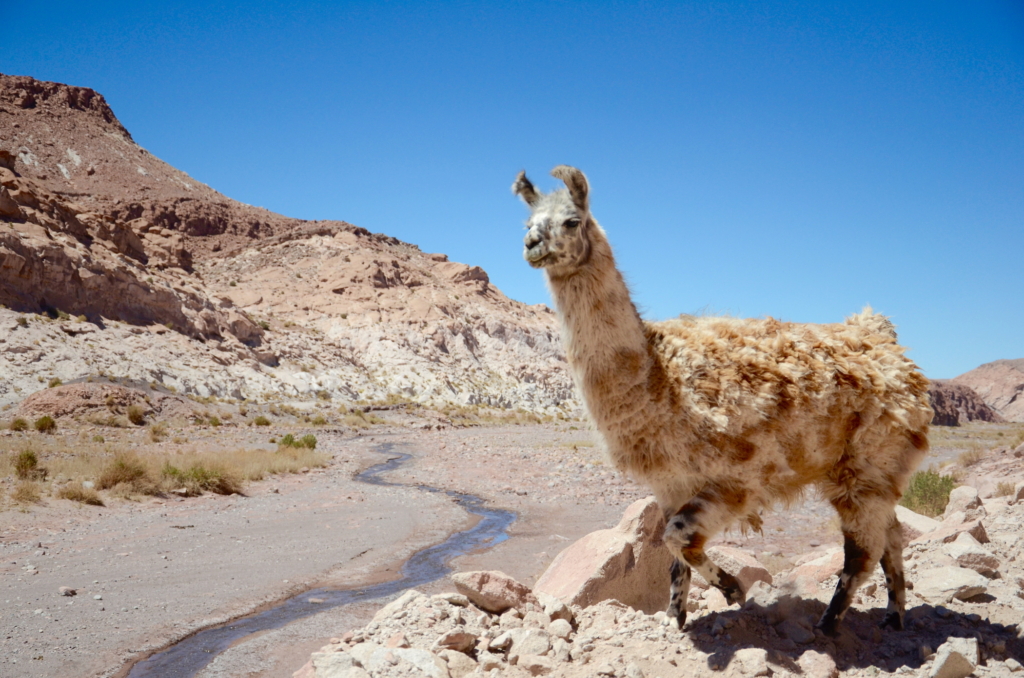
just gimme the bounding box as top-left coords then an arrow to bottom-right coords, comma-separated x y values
915,566 -> 988,603
731,647 -> 770,676
896,505 -> 942,542
706,545 -> 773,590
945,486 -> 982,517
508,628 -> 552,662
437,649 -> 477,678
535,590 -> 573,623
310,651 -> 361,678
797,650 -> 839,678
929,637 -> 979,678
548,618 -> 572,639
941,532 -> 1000,575
372,589 -> 425,623
516,654 -> 555,675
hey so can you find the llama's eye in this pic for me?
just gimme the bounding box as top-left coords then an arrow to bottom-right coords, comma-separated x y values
565,219 -> 581,229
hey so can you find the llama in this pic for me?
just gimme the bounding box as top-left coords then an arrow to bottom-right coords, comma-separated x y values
513,165 -> 932,634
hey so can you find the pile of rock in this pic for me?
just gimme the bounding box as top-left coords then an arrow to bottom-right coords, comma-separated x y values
295,486 -> 1024,678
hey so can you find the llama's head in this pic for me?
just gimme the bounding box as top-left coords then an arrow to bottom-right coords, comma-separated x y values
513,165 -> 596,277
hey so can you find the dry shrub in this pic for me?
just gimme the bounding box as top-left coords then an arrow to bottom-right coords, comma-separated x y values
34,416 -> 57,433
9,418 -> 28,432
14,448 -> 48,480
253,415 -> 271,427
149,422 -> 168,442
339,408 -> 384,429
97,453 -> 157,495
311,414 -> 327,426
127,404 -> 146,425
162,462 -> 241,496
12,481 -> 42,503
57,482 -> 104,506
994,481 -> 1016,498
957,448 -> 985,468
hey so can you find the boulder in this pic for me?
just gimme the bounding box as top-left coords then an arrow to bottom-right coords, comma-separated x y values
941,532 -> 1000,576
730,648 -> 770,677
451,571 -> 538,614
914,566 -> 988,603
896,506 -> 941,542
912,519 -> 989,547
944,486 -> 982,517
798,650 -> 839,678
782,549 -> 843,585
437,649 -> 477,678
706,545 -> 773,590
533,496 -> 675,614
929,637 -> 979,678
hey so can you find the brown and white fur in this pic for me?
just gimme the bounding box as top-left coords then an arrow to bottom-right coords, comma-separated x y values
513,165 -> 932,635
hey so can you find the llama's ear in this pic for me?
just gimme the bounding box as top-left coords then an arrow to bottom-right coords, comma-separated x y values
512,171 -> 541,207
551,165 -> 589,214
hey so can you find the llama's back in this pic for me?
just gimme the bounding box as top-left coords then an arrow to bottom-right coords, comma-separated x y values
647,308 -> 932,440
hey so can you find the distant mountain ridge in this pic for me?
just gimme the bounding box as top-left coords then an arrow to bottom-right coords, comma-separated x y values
953,358 -> 1024,423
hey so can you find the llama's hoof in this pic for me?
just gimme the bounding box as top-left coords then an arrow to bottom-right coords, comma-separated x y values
725,588 -> 745,606
667,605 -> 686,629
815,616 -> 839,638
879,612 -> 903,631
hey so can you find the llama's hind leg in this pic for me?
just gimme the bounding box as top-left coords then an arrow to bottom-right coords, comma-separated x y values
667,558 -> 692,626
817,500 -> 889,636
664,492 -> 745,611
878,511 -> 907,630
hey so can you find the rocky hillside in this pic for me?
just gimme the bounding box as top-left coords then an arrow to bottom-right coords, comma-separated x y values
0,73 -> 574,413
953,359 -> 1024,423
928,380 -> 1004,426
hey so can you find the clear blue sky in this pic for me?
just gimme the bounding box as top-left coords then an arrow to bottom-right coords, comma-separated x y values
4,1 -> 1022,378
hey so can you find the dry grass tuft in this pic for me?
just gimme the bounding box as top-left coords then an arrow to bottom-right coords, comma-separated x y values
97,453 -> 158,495
957,448 -> 985,468
14,448 -> 48,480
34,415 -> 57,433
12,480 -> 42,504
57,482 -> 104,506
8,418 -> 29,432
994,481 -> 1016,498
149,422 -> 168,442
127,404 -> 146,425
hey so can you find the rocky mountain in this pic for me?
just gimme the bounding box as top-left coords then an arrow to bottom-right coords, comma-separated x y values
927,380 -> 1004,426
0,73 -> 574,413
953,359 -> 1024,423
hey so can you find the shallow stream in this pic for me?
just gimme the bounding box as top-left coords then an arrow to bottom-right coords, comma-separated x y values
124,442 -> 516,678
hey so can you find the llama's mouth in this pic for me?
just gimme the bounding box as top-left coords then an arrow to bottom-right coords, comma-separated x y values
524,246 -> 550,266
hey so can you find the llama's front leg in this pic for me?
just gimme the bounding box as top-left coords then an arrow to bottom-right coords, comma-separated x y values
667,558 -> 692,626
663,494 -> 745,614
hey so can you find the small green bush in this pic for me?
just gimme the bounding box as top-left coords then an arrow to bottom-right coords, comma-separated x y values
127,404 -> 146,425
900,468 -> 956,518
92,434 -> 105,443
9,418 -> 28,432
253,415 -> 271,427
14,449 -> 48,480
209,416 -> 222,427
279,433 -> 317,449
259,320 -> 270,330
34,416 -> 56,433
48,377 -> 62,388
17,317 -> 28,327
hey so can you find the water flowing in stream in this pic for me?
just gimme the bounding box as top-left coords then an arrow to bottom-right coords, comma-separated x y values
125,442 -> 516,678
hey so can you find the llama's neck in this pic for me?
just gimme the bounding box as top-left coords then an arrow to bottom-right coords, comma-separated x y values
546,230 -> 656,436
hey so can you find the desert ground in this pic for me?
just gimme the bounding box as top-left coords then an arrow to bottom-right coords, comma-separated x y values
3,404 -> 1022,678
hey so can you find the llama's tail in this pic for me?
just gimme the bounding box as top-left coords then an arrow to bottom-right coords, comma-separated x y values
845,306 -> 898,339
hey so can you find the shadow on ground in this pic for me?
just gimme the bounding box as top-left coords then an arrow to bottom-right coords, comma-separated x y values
687,596 -> 1021,673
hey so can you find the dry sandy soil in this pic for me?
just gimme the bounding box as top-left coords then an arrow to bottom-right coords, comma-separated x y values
5,415 -> 1019,678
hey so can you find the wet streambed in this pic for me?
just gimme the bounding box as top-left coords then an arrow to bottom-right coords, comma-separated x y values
124,442 -> 516,678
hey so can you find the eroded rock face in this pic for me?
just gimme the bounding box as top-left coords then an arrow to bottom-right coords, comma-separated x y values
928,380 -> 1004,426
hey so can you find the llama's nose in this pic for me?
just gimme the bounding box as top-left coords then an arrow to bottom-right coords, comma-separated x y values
524,232 -> 542,250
